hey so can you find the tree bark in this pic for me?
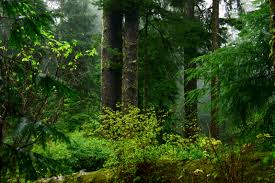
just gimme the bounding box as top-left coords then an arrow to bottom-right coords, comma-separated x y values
143,10 -> 149,109
210,0 -> 220,138
122,5 -> 139,109
184,0 -> 198,137
101,1 -> 123,110
0,114 -> 4,178
0,40 -> 8,178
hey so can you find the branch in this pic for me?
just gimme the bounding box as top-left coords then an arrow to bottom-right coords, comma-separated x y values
19,133 -> 42,149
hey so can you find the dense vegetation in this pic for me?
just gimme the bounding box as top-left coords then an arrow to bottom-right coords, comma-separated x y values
0,0 -> 274,182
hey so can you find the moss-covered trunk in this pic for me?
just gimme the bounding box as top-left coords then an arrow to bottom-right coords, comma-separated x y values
122,3 -> 139,108
101,1 -> 123,110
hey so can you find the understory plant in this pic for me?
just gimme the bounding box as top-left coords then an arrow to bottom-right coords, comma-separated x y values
98,106 -> 219,181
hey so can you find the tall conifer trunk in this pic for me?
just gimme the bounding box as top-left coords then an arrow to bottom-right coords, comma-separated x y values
184,0 -> 198,137
101,1 -> 123,110
122,4 -> 139,108
210,0 -> 220,138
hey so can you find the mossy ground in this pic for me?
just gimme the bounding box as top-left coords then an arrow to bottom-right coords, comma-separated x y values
38,153 -> 275,183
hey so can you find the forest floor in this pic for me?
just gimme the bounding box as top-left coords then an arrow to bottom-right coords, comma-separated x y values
38,152 -> 275,183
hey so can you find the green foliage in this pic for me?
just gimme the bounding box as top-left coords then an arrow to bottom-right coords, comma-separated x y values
136,0 -> 210,137
99,106 -> 163,141
0,0 -> 53,46
33,131 -> 112,174
97,107 -> 214,181
1,117 -> 69,180
138,3 -> 209,111
0,29 -> 95,180
48,0 -> 101,133
0,1 -> 100,180
2,0 -> 275,182
188,0 -> 274,138
98,107 -> 163,179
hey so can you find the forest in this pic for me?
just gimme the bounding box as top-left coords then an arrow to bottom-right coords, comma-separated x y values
0,0 -> 275,182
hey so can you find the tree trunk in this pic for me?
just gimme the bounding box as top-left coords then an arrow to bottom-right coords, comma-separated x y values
210,0 -> 220,138
270,0 -> 275,81
101,1 -> 123,110
0,116 -> 4,177
122,5 -> 139,108
0,37 -> 8,178
143,10 -> 149,109
184,0 -> 198,137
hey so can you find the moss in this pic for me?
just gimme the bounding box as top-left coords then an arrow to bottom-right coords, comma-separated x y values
38,153 -> 275,183
37,169 -> 114,183
77,169 -> 114,183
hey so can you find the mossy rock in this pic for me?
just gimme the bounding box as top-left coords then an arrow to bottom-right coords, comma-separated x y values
37,169 -> 114,183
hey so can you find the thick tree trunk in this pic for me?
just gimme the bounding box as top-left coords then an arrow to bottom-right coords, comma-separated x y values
210,0 -> 220,138
184,0 -> 198,137
122,5 -> 139,108
270,0 -> 275,78
101,2 -> 123,110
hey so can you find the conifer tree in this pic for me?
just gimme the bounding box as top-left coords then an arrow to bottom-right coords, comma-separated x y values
101,0 -> 123,110
184,0 -> 199,137
210,0 -> 220,138
122,1 -> 140,108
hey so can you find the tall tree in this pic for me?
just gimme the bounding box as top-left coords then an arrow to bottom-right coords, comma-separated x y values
210,0 -> 220,138
143,9 -> 150,108
122,1 -> 140,108
183,0 -> 199,137
101,0 -> 123,110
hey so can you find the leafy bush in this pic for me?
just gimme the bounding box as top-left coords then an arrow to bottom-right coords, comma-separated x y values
98,107 -> 160,171
98,106 -> 163,141
96,107 -> 213,181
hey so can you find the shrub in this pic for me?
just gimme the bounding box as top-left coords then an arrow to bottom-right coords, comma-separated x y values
98,106 -> 163,141
97,107 -> 213,182
32,131 -> 112,176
